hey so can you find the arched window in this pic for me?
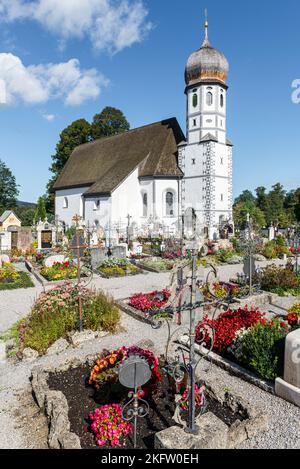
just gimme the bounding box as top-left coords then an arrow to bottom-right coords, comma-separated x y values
166,192 -> 174,217
94,199 -> 100,211
206,92 -> 213,106
142,193 -> 148,217
220,93 -> 224,108
63,197 -> 68,209
192,93 -> 198,108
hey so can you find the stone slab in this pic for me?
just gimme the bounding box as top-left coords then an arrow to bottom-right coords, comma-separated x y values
44,255 -> 68,268
155,412 -> 228,449
283,328 -> 300,388
275,378 -> 300,408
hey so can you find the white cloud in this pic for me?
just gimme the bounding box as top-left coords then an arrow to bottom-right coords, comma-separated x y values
0,0 -> 152,53
0,53 -> 109,106
42,113 -> 56,121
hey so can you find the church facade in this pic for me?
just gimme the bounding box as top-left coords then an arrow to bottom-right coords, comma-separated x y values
54,21 -> 234,241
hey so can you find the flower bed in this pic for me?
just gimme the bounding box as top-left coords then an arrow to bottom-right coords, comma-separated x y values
40,261 -> 78,281
256,264 -> 300,296
196,307 -> 296,381
129,289 -> 171,314
139,257 -> 175,273
0,263 -> 34,290
97,258 -> 140,278
15,284 -> 120,354
46,347 -> 252,449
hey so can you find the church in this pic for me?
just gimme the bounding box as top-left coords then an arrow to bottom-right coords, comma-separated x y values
54,20 -> 234,241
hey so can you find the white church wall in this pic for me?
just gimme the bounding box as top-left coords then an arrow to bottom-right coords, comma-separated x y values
55,187 -> 88,226
111,168 -> 141,227
84,196 -> 111,231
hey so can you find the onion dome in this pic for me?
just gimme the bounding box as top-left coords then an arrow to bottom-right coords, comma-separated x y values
185,20 -> 229,86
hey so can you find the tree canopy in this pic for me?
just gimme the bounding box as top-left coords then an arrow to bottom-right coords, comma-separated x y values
91,106 -> 130,140
234,183 -> 300,230
45,107 -> 130,212
0,159 -> 19,213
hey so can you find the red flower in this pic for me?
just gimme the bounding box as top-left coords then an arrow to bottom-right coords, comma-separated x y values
196,306 -> 265,354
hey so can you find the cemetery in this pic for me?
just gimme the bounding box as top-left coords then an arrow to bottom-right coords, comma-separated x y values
0,7 -> 300,453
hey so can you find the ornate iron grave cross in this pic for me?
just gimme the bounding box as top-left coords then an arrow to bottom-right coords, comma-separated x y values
150,248 -> 237,435
118,355 -> 151,449
70,214 -> 89,332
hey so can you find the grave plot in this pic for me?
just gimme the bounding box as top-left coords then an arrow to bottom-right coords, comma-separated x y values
118,289 -> 172,325
9,283 -> 121,357
96,258 -> 143,278
32,345 -> 267,450
0,256 -> 34,291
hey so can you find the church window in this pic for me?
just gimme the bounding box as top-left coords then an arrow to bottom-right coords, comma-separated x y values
192,93 -> 198,108
193,119 -> 197,127
220,93 -> 224,107
220,157 -> 223,165
206,92 -> 213,106
192,159 -> 196,165
63,197 -> 68,209
166,192 -> 175,217
142,193 -> 148,217
221,194 -> 224,202
94,199 -> 100,211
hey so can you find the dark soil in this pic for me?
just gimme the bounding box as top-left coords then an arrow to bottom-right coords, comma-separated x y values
48,365 -> 243,450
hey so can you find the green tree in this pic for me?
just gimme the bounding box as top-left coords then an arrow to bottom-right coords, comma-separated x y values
267,183 -> 286,226
233,201 -> 266,231
34,197 -> 47,223
0,159 -> 19,213
234,190 -> 256,206
91,106 -> 130,140
15,207 -> 36,227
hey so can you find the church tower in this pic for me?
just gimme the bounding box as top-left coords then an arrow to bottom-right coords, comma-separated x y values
179,17 -> 234,240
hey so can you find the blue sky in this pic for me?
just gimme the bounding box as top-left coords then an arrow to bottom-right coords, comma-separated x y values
0,0 -> 300,203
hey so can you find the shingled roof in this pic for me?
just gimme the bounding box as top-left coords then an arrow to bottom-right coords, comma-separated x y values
53,118 -> 185,196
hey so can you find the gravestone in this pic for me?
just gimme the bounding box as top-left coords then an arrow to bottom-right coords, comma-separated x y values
44,254 -> 68,268
112,245 -> 126,259
243,256 -> 256,278
70,234 -> 85,258
91,247 -> 107,268
0,254 -> 10,264
276,328 -> 300,407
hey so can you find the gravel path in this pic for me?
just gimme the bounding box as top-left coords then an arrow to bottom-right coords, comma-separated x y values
0,259 -> 299,449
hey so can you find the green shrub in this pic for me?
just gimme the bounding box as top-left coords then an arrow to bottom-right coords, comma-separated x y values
263,241 -> 278,259
240,321 -> 288,381
142,258 -> 174,271
216,249 -> 234,263
257,264 -> 300,294
20,284 -> 120,354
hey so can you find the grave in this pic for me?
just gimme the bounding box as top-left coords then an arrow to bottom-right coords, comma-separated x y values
44,254 -> 69,268
275,328 -> 300,407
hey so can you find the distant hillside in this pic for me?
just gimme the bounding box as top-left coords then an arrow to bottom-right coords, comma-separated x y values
16,200 -> 36,208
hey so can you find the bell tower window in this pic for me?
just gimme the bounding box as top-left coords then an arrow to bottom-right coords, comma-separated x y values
206,91 -> 213,106
192,93 -> 198,108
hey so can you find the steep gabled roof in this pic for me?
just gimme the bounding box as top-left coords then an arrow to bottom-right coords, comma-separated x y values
53,118 -> 185,196
0,210 -> 21,224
